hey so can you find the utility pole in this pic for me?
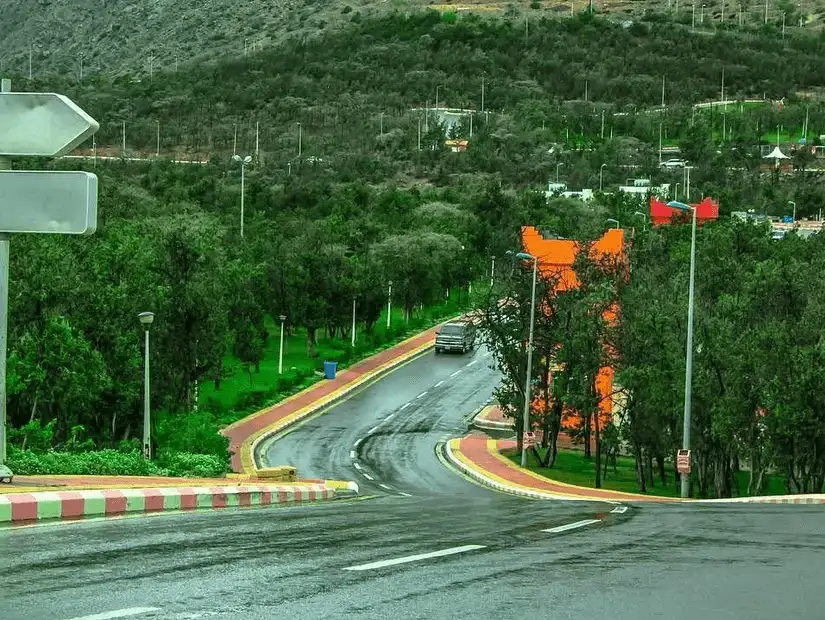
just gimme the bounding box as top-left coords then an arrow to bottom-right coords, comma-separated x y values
765,0 -> 768,24
255,121 -> 260,160
122,120 -> 126,154
28,45 -> 32,80
417,117 -> 422,150
601,110 -> 605,139
233,123 -> 237,157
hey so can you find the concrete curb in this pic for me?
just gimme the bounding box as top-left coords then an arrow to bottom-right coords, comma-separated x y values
443,440 -> 612,503
0,483 -> 336,524
695,494 -> 825,505
471,405 -> 513,432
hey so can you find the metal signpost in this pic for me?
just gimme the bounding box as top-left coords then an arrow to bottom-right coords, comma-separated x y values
676,449 -> 691,475
0,79 -> 99,483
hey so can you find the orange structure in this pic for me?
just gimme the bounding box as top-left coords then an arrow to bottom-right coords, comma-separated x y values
520,226 -> 626,433
650,196 -> 719,226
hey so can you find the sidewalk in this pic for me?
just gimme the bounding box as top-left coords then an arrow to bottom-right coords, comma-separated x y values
447,434 -> 676,503
223,323 -> 443,475
473,405 -> 593,452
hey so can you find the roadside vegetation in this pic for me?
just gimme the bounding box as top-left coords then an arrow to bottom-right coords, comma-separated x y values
6,10 -> 825,478
482,197 -> 825,499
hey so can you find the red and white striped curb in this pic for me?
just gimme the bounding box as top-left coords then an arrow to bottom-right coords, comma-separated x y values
0,483 -> 335,523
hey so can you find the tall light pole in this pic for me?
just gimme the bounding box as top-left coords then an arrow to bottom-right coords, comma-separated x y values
556,162 -> 564,183
278,315 -> 287,375
297,122 -> 302,158
232,154 -> 252,238
633,211 -> 648,231
607,218 -> 620,229
490,256 -> 496,288
138,312 -> 155,460
507,251 -> 539,468
668,201 -> 698,499
675,182 -> 681,201
155,120 -> 160,157
387,281 -> 393,329
599,163 -> 607,191
788,200 -> 796,223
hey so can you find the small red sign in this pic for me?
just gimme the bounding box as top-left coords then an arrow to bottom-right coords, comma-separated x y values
676,449 -> 691,474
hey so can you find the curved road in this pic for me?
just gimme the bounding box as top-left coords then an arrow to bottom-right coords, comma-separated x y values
1,344 -> 823,619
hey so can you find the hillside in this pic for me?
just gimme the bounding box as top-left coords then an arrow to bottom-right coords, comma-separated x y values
1,0 -> 823,77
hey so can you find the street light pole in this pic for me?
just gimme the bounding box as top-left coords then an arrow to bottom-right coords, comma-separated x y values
138,312 -> 155,460
297,122 -> 302,158
521,254 -> 539,468
633,211 -> 647,231
278,315 -> 287,375
788,200 -> 796,223
490,256 -> 495,288
556,162 -> 564,183
156,120 -> 160,157
607,218 -> 620,229
387,281 -> 393,329
233,154 -> 252,237
599,163 -> 607,191
668,201 -> 697,499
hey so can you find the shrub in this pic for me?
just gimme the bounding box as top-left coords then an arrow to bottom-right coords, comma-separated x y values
154,409 -> 231,462
7,447 -> 166,476
158,451 -> 228,478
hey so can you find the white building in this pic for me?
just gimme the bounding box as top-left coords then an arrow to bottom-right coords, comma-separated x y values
618,178 -> 670,197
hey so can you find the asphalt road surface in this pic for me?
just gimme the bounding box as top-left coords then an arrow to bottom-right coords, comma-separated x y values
1,345 -> 823,620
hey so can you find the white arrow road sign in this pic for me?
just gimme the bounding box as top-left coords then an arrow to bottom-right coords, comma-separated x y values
0,171 -> 98,235
0,93 -> 99,157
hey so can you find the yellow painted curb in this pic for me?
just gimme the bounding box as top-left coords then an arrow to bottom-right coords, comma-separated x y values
447,439 -> 584,500
487,439 -> 680,502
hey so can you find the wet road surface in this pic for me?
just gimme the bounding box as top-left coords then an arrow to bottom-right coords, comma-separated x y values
1,345 -> 823,619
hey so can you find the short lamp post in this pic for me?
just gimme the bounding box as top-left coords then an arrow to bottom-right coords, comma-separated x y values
278,315 -> 287,375
387,281 -> 393,329
138,312 -> 155,460
599,163 -> 607,191
788,200 -> 796,223
507,250 -> 539,468
633,211 -> 647,231
607,218 -> 620,229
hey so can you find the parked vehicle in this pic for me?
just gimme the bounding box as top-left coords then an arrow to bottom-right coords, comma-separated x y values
660,158 -> 687,169
435,321 -> 476,354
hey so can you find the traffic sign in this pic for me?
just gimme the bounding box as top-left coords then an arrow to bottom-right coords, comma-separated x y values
0,92 -> 99,157
0,171 -> 97,235
523,432 -> 537,449
676,449 -> 691,474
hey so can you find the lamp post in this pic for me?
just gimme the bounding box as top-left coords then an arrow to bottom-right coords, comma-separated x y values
675,182 -> 681,201
633,211 -> 648,231
138,312 -> 155,460
788,200 -> 796,223
607,218 -> 620,229
278,315 -> 287,375
155,120 -> 160,157
297,122 -> 302,158
387,281 -> 393,329
556,162 -> 564,183
507,251 -> 539,468
668,200 -> 697,499
232,154 -> 252,238
599,163 -> 607,191
490,256 -> 496,288
351,298 -> 357,347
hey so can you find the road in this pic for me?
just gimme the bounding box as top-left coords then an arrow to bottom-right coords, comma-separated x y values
1,345 -> 823,620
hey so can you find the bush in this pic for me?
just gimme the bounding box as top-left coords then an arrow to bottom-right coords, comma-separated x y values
154,409 -> 231,462
157,451 -> 228,478
7,447 -> 166,476
7,447 -> 229,478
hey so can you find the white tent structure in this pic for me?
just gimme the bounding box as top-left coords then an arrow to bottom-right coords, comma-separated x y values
764,146 -> 790,160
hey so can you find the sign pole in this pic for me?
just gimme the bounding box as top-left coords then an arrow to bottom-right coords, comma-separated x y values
0,78 -> 10,474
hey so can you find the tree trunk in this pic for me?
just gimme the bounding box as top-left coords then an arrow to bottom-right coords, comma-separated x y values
657,454 -> 666,486
21,395 -> 39,450
583,412 -> 592,459
646,451 -> 655,487
306,327 -> 317,358
594,411 -> 602,489
634,443 -> 647,493
255,360 -> 261,373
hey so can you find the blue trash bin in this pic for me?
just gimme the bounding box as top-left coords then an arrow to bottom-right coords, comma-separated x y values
323,360 -> 338,380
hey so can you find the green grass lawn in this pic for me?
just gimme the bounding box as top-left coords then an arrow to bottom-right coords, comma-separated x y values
200,288 -> 476,424
507,448 -> 789,499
